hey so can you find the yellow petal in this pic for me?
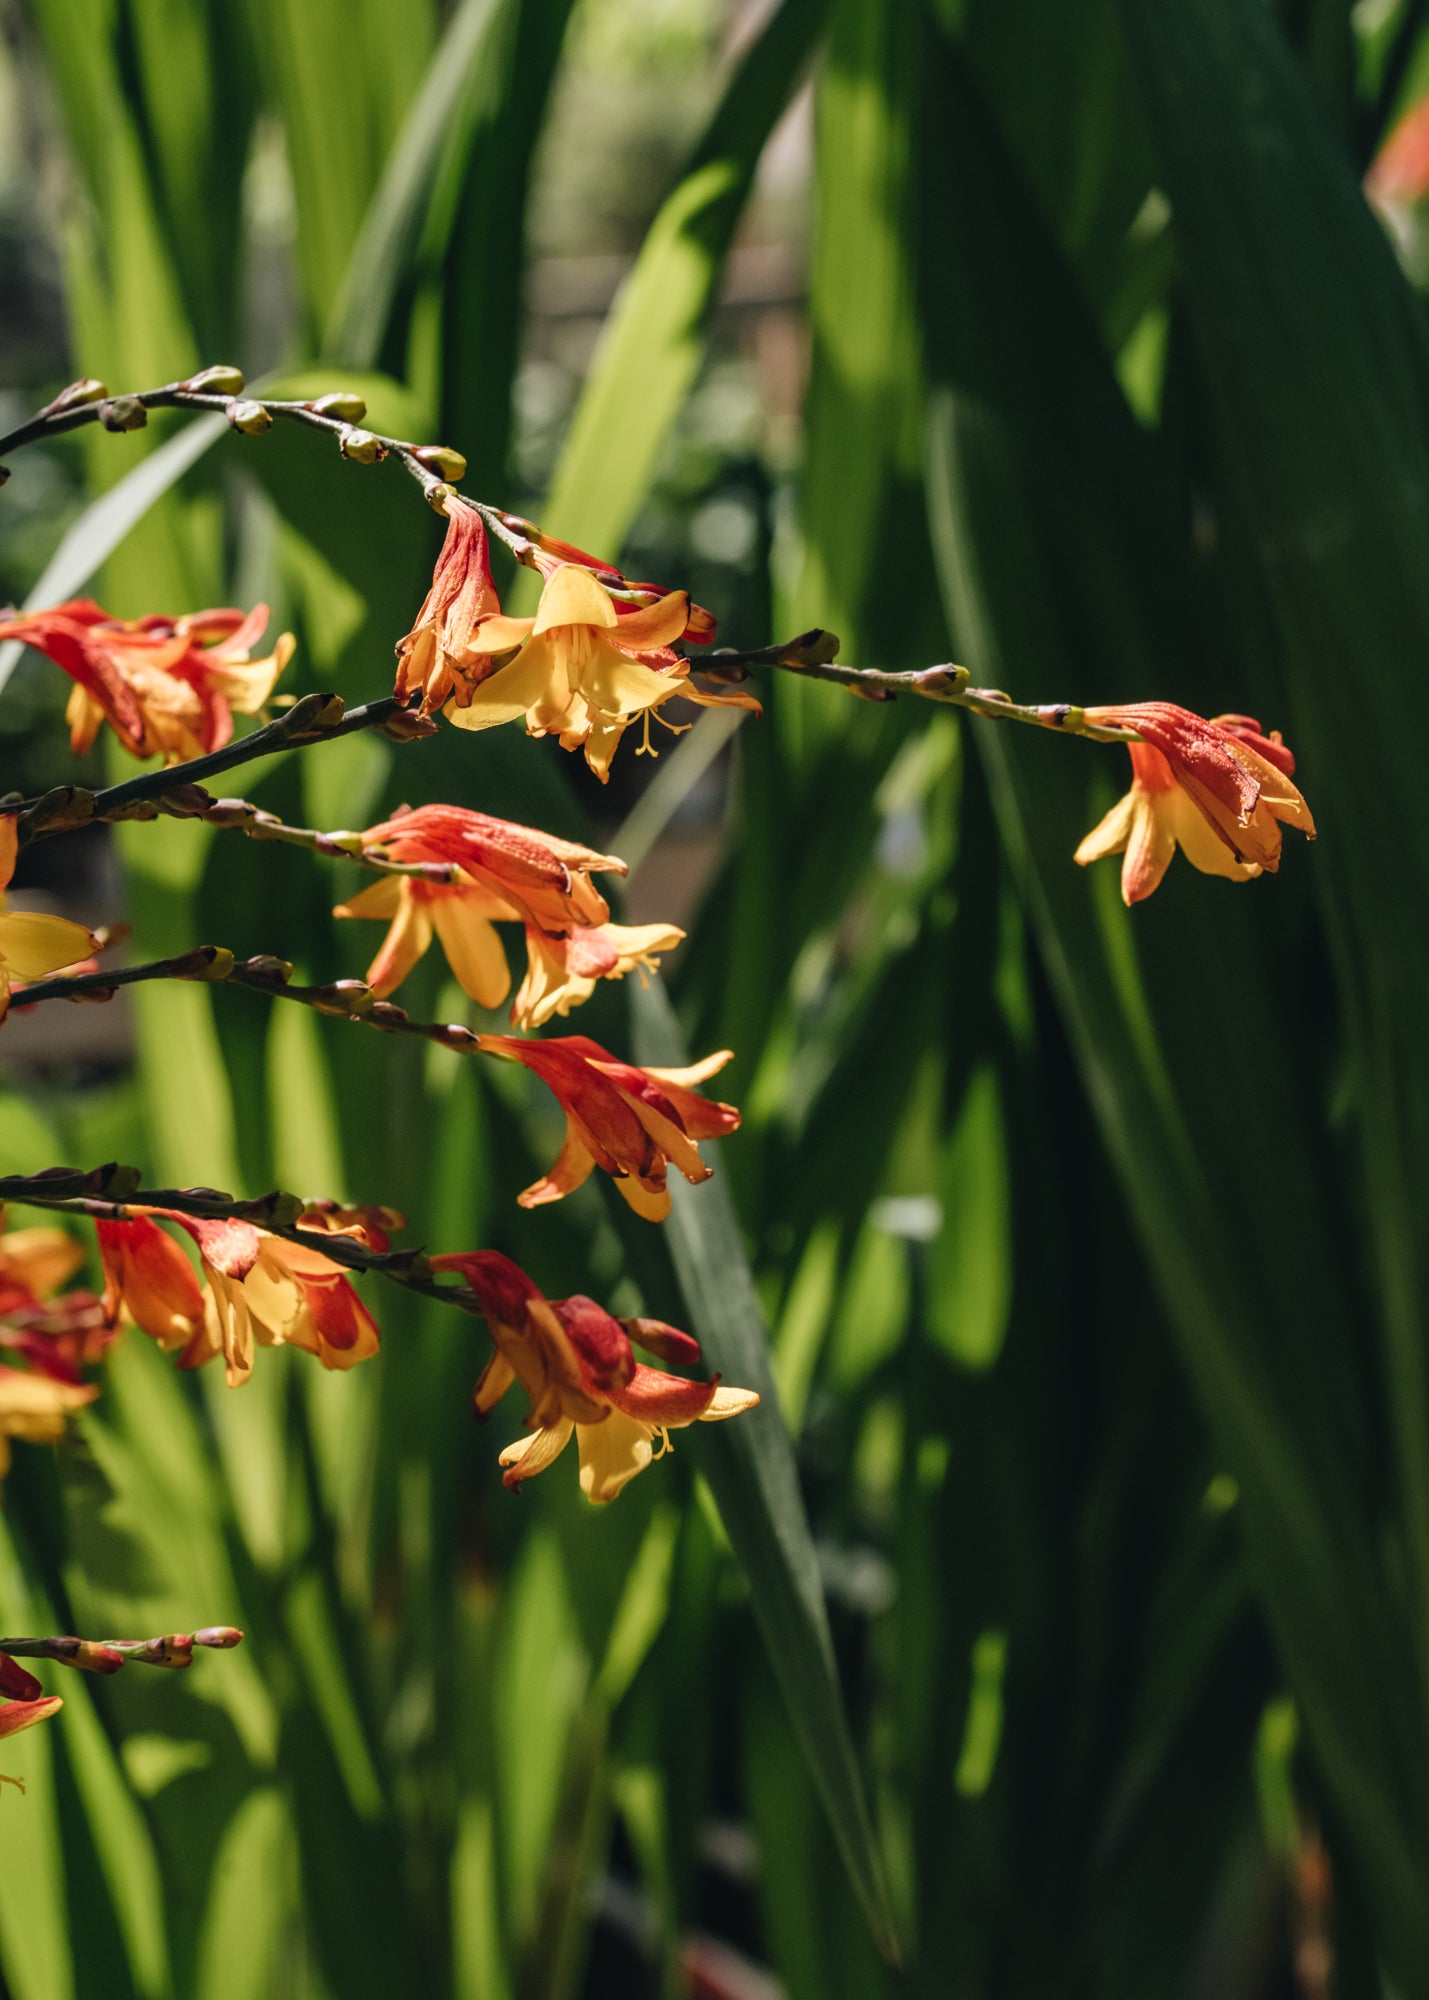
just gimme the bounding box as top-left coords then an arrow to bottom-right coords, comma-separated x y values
443,638 -> 565,732
499,1417 -> 575,1485
532,566 -> 618,635
333,876 -> 403,921
0,911 -> 99,980
701,1385 -> 761,1421
429,899 -> 511,1008
576,1409 -> 655,1503
518,1119 -> 597,1208
1073,789 -> 1136,868
581,637 -> 679,720
464,613 -> 537,656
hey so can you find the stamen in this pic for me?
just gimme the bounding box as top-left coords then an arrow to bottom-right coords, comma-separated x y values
651,1426 -> 672,1461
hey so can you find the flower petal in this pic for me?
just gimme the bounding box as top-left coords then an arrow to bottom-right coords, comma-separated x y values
429,898 -> 511,1008
499,1416 -> 574,1488
576,1409 -> 655,1503
0,911 -> 100,981
518,1118 -> 598,1209
532,566 -> 619,635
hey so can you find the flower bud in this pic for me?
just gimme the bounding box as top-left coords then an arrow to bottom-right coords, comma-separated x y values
69,1642 -> 124,1674
226,399 -> 273,435
412,444 -> 467,482
98,396 -> 148,433
194,1626 -> 245,1650
310,391 -> 368,422
338,427 -> 384,464
42,379 -> 108,416
425,481 -> 456,514
182,364 -> 245,395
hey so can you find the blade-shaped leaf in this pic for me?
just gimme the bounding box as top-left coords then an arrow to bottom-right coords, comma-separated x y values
630,977 -> 898,1962
533,0 -> 826,567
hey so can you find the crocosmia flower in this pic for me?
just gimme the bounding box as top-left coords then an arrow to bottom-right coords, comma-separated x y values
0,1360 -> 97,1482
98,1208 -> 383,1389
442,564 -> 759,782
1075,705 -> 1315,904
511,920 -> 685,1030
335,803 -> 629,1013
0,600 -> 294,763
394,496 -> 501,712
0,815 -> 99,1024
475,1032 -> 739,1220
432,1250 -> 758,1503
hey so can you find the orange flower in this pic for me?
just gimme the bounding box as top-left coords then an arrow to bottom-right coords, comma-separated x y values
0,815 -> 99,1024
0,1360 -> 97,1482
442,564 -> 759,782
335,803 -> 637,1014
512,921 -> 685,1030
475,1032 -> 739,1220
394,496 -> 501,711
0,599 -> 294,763
1075,705 -> 1315,904
431,1250 -> 758,1503
98,1209 -> 382,1389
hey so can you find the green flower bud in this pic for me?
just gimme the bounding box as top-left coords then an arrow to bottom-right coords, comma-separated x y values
183,363 -> 245,395
226,399 -> 274,434
338,427 -> 383,464
311,392 -> 368,421
425,481 -> 457,514
412,444 -> 467,482
98,396 -> 148,432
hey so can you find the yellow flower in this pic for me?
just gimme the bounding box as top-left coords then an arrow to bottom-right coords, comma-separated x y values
443,564 -> 759,781
0,815 -> 99,1023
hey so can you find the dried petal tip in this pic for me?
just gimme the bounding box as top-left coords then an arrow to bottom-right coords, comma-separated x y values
412,445 -> 467,482
43,379 -> 107,415
193,1626 -> 245,1650
183,365 -> 245,395
310,392 -> 368,422
226,399 -> 273,435
98,397 -> 148,433
0,466 -> 10,487
338,427 -> 384,464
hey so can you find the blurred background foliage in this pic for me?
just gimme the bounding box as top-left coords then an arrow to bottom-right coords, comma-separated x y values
4,0 -> 1429,1992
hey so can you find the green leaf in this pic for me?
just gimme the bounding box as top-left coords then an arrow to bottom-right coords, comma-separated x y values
630,977 -> 899,1963
533,0 -> 826,568
324,0 -> 513,369
917,22 -> 1429,1976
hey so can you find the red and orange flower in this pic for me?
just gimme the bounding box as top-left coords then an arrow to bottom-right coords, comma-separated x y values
432,1250 -> 757,1502
1075,705 -> 1315,904
335,802 -> 682,1025
0,599 -> 294,763
475,1032 -> 739,1220
98,1206 -> 386,1389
